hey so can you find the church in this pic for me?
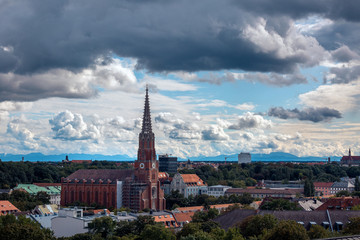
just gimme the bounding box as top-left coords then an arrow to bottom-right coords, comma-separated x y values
60,87 -> 166,211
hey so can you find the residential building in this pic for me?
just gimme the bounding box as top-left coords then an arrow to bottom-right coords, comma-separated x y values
61,87 -> 165,211
225,188 -> 303,199
316,197 -> 360,211
159,154 -> 177,173
238,153 -> 251,164
207,185 -> 232,197
314,182 -> 333,196
0,200 -> 20,215
330,181 -> 354,195
170,173 -> 207,198
15,184 -> 61,205
173,212 -> 195,227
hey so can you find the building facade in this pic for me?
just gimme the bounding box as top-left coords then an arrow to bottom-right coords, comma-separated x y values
314,182 -> 333,196
207,185 -> 232,197
61,87 -> 165,211
170,173 -> 207,198
225,188 -> 302,199
159,154 -> 178,173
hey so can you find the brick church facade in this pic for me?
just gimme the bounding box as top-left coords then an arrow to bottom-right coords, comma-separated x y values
61,87 -> 165,211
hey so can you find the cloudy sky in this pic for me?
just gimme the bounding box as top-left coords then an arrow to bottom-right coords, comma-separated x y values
1,0 -> 360,158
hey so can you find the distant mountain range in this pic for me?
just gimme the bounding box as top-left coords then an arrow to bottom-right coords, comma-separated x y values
0,152 -> 342,162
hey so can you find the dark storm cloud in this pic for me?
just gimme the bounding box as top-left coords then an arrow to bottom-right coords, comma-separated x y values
235,0 -> 360,22
0,0 -> 331,75
268,107 -> 342,122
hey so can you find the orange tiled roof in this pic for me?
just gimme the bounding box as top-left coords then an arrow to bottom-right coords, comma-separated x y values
0,200 -> 20,216
173,211 -> 195,223
92,209 -> 111,215
181,174 -> 206,186
177,206 -> 204,212
154,214 -> 179,228
176,204 -> 236,213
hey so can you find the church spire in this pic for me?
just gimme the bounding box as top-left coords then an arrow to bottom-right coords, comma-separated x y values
141,85 -> 153,134
137,85 -> 156,162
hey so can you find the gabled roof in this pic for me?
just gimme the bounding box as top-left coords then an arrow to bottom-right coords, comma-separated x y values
314,182 -> 333,188
181,174 -> 206,186
331,181 -> 352,188
0,200 -> 20,215
15,184 -> 60,195
316,197 -> 360,211
173,211 -> 195,223
64,169 -> 133,182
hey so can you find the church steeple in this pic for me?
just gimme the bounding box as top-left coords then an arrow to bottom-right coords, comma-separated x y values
136,86 -> 157,175
141,85 -> 153,134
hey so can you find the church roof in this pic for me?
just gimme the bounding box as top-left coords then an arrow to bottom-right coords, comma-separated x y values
65,169 -> 133,182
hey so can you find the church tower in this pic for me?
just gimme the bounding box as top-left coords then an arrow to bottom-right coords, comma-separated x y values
133,86 -> 165,210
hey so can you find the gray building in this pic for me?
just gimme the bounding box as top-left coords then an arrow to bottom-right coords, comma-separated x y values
238,152 -> 251,164
159,154 -> 178,173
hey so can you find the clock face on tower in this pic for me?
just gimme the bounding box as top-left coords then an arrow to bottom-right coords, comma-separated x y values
140,163 -> 145,169
152,163 -> 156,169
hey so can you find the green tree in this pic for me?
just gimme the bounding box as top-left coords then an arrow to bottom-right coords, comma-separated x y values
192,208 -> 219,223
88,216 -> 116,238
139,224 -> 175,240
343,217 -> 360,235
239,214 -> 277,239
224,227 -> 244,240
355,176 -> 360,192
262,220 -> 309,240
176,223 -> 201,239
260,198 -> 300,211
307,225 -> 330,239
304,179 -> 315,197
336,190 -> 351,197
0,214 -> 54,240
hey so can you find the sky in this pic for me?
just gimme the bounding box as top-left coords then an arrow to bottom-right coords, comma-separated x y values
0,0 -> 360,158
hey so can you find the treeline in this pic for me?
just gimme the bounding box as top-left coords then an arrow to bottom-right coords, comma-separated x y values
180,162 -> 360,186
0,160 -> 132,188
166,190 -> 254,210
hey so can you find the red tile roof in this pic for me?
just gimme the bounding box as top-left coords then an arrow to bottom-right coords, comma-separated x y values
181,174 -> 206,186
173,211 -> 195,223
64,169 -> 133,182
316,197 -> 360,211
92,209 -> 111,215
154,214 -> 178,228
0,200 -> 20,216
314,182 -> 333,188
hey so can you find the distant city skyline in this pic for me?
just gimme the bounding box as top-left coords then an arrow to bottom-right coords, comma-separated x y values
0,1 -> 360,158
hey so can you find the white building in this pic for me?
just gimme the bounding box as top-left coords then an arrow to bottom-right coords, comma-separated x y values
207,185 -> 232,197
238,153 -> 251,164
171,173 -> 207,198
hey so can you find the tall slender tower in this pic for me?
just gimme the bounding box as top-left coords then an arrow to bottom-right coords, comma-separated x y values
133,86 -> 165,210
135,86 -> 158,182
